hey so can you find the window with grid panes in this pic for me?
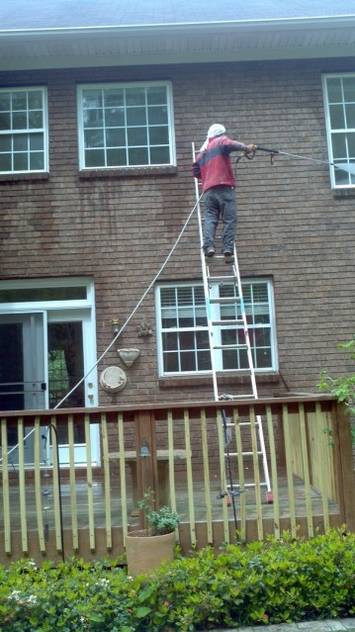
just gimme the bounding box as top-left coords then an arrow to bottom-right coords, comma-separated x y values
0,87 -> 47,173
157,280 -> 276,375
78,82 -> 174,169
323,74 -> 355,187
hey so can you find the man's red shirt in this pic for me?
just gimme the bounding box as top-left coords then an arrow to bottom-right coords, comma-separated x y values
193,135 -> 247,192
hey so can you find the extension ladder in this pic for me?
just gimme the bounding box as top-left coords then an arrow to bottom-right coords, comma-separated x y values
192,145 -> 273,504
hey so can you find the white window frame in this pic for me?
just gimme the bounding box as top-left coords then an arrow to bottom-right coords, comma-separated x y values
77,80 -> 176,170
322,72 -> 355,189
0,277 -> 99,466
155,279 -> 278,377
0,86 -> 49,174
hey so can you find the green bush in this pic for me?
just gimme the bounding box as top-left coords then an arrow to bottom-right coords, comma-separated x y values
0,530 -> 354,631
138,489 -> 180,535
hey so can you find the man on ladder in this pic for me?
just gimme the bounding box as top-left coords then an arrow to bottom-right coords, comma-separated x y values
192,123 -> 256,262
192,128 -> 273,509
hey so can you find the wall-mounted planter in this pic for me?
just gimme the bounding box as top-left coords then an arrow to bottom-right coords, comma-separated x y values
117,348 -> 141,367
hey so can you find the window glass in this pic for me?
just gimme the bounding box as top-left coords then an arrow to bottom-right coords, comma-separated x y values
0,88 -> 46,173
79,83 -> 173,168
158,281 -> 275,374
0,286 -> 87,303
324,75 -> 355,186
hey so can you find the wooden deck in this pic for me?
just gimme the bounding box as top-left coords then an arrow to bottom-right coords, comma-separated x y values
0,396 -> 354,561
1,474 -> 339,530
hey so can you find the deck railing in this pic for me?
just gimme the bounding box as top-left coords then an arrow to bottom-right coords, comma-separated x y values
0,395 -> 354,563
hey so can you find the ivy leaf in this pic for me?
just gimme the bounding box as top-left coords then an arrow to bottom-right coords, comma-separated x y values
135,606 -> 151,618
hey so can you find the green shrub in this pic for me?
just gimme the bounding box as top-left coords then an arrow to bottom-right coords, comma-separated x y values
138,489 -> 180,535
319,338 -> 355,443
0,530 -> 354,631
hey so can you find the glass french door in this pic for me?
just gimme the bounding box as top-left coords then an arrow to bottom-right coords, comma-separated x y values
0,309 -> 99,465
0,312 -> 47,411
46,310 -> 99,465
0,312 -> 47,463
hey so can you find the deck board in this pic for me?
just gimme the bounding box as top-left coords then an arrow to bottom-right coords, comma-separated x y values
0,474 -> 339,531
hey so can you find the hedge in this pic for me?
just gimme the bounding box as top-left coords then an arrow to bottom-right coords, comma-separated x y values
0,529 -> 354,631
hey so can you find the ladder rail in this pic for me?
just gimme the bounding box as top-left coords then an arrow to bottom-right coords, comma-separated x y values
193,141 -> 219,401
232,247 -> 272,494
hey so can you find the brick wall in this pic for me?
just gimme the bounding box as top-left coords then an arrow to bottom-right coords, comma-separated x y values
0,57 -> 354,407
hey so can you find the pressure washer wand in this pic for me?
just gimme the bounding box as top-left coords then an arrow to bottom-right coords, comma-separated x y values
255,145 -> 355,176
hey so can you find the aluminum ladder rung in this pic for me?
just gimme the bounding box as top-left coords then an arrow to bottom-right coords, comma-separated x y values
225,421 -> 258,427
213,343 -> 248,350
225,451 -> 263,457
227,482 -> 268,488
218,393 -> 254,400
207,275 -> 237,283
208,296 -> 239,304
211,319 -> 244,326
208,254 -> 233,260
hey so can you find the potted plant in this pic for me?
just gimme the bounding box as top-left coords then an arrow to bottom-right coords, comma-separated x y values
125,490 -> 180,576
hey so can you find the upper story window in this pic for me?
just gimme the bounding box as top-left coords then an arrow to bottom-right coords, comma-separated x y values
0,87 -> 48,174
322,73 -> 355,188
156,279 -> 277,376
77,81 -> 175,170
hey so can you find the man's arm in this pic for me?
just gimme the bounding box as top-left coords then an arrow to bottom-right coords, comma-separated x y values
221,137 -> 256,155
192,162 -> 201,178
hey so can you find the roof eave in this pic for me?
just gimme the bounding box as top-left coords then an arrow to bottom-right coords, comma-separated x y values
0,14 -> 355,37
1,15 -> 355,71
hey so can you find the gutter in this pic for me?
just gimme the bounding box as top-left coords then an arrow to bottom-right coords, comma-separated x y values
0,14 -> 355,37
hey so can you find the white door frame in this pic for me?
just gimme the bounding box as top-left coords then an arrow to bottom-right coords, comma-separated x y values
47,308 -> 100,465
0,277 -> 100,466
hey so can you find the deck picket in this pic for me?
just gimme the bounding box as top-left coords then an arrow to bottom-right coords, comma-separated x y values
17,418 -> 28,554
316,403 -> 330,532
50,416 -> 63,553
282,405 -> 297,537
183,409 -> 196,547
200,408 -> 213,544
298,404 -> 314,537
265,405 -> 280,538
1,418 -> 11,554
216,410 -> 230,543
234,408 -> 246,541
34,417 -> 45,552
101,413 -> 112,550
68,415 -> 79,550
250,407 -> 263,540
167,411 -> 179,541
117,413 -> 128,541
84,414 -> 95,551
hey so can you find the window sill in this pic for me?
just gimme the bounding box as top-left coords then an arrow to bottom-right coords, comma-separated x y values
332,187 -> 355,199
0,172 -> 49,183
159,373 -> 280,389
78,165 -> 178,179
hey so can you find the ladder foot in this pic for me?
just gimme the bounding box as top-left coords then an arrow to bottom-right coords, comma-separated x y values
265,491 -> 274,504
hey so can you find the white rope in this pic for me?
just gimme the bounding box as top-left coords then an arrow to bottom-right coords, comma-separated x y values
0,195 -> 202,463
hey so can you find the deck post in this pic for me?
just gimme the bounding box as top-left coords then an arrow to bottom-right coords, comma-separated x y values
135,411 -> 159,529
334,403 -> 355,531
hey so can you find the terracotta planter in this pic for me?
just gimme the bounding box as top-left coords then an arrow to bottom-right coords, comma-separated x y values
125,529 -> 175,576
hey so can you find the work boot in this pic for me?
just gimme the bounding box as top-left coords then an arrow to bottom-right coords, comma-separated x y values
224,250 -> 233,263
205,247 -> 215,257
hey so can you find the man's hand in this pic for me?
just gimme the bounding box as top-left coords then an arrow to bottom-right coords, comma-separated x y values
245,144 -> 257,154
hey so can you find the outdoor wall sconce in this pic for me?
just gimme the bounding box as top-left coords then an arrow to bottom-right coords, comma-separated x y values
117,348 -> 141,367
111,319 -> 120,335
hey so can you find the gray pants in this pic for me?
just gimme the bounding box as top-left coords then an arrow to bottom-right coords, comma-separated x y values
203,185 -> 237,253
